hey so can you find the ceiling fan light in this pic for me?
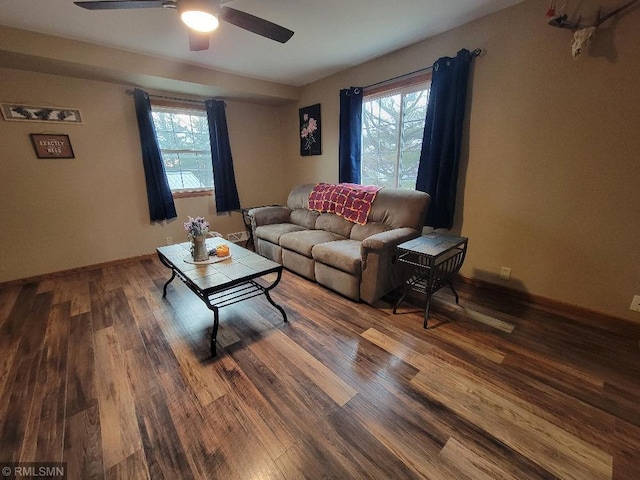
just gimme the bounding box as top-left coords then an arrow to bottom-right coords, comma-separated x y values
181,10 -> 219,32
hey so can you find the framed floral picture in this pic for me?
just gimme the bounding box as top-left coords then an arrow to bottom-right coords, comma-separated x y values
299,103 -> 321,156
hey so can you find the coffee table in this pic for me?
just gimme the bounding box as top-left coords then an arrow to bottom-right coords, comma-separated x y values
157,238 -> 287,356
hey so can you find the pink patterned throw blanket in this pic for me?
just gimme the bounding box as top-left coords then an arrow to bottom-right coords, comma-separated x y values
308,183 -> 382,225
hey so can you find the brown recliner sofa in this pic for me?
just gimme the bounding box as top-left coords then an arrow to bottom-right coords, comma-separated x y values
248,184 -> 430,304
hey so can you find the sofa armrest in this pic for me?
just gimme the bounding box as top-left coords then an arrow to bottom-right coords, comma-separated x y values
248,205 -> 292,227
360,227 -> 420,253
358,227 -> 421,304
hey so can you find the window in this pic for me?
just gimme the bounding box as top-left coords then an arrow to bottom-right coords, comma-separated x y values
151,105 -> 213,196
361,77 -> 430,189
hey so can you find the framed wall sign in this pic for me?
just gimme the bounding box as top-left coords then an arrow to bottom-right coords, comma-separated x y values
299,103 -> 321,156
2,103 -> 83,124
30,134 -> 75,159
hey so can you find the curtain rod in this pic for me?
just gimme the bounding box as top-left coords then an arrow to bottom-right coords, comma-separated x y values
125,89 -> 206,104
363,48 -> 483,90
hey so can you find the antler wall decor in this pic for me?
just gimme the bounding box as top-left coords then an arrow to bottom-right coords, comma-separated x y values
546,0 -> 640,58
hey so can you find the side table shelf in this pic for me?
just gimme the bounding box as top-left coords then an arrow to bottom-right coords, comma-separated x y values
393,233 -> 468,328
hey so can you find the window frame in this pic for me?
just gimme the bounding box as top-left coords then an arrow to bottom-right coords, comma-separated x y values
151,100 -> 214,199
361,72 -> 432,190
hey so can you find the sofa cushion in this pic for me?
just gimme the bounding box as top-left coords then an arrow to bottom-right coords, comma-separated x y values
287,184 -> 313,210
290,208 -> 320,229
315,213 -> 354,238
255,223 -> 307,245
315,262 -> 360,301
282,249 -> 316,280
280,230 -> 346,257
350,221 -> 391,242
312,240 -> 362,275
367,188 -> 430,230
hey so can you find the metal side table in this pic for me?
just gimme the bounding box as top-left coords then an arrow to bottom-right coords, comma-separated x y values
393,233 -> 468,328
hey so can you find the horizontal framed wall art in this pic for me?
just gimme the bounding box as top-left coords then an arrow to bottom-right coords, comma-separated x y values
30,134 -> 75,159
299,103 -> 321,156
1,103 -> 83,124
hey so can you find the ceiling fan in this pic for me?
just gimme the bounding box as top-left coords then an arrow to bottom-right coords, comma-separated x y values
73,0 -> 294,51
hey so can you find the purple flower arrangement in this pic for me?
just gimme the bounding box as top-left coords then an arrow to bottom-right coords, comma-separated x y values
184,216 -> 209,239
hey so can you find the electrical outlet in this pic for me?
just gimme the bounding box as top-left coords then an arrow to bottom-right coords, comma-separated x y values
499,266 -> 511,280
165,236 -> 173,246
630,295 -> 640,313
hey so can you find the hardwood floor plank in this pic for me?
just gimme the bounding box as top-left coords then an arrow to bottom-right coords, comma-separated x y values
105,450 -> 150,480
2,258 -> 640,479
20,302 -> 70,463
257,327 -> 357,406
94,326 -> 142,469
89,281 -> 115,332
342,394 -> 469,479
210,354 -> 296,461
204,393 -> 283,480
64,405 -> 104,480
133,385 -> 194,480
0,285 -> 21,327
411,356 -> 613,480
159,371 -> 239,480
433,296 -> 516,333
0,289 -> 51,462
612,418 -> 640,480
418,320 -> 507,364
66,312 -> 97,417
323,403 -> 424,480
440,437 -> 518,480
127,296 -> 182,378
170,335 -> 226,407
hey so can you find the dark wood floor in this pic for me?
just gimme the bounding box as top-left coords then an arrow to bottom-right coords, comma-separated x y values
1,256 -> 639,479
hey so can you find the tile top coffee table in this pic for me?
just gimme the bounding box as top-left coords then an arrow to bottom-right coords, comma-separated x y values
157,238 -> 287,356
393,233 -> 468,328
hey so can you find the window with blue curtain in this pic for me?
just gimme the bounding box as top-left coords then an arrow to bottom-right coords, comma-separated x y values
206,99 -> 241,213
338,87 -> 363,184
416,48 -> 475,229
132,88 -> 177,222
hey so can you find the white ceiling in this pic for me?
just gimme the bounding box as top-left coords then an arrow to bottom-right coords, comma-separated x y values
0,0 -> 524,87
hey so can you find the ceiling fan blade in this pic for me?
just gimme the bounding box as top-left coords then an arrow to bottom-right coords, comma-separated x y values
219,7 -> 294,43
74,1 -> 170,10
188,30 -> 210,51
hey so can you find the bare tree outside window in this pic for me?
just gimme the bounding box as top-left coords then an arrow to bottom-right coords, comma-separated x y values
361,83 -> 430,189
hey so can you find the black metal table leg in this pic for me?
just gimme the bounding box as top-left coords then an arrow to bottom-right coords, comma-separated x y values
264,290 -> 288,322
393,283 -> 411,314
210,307 -> 220,357
162,271 -> 176,298
448,282 -> 459,304
423,294 -> 432,329
263,269 -> 287,322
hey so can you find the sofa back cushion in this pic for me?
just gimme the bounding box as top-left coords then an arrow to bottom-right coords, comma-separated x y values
286,183 -> 430,234
315,213 -> 354,237
367,188 -> 430,230
350,222 -> 391,241
287,184 -> 314,210
290,208 -> 319,229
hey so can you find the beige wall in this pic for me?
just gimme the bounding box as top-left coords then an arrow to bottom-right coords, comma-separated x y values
2,0 -> 639,323
280,0 -> 640,322
0,68 -> 287,282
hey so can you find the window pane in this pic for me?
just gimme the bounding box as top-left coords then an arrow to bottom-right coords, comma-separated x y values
151,107 -> 214,192
362,84 -> 429,189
